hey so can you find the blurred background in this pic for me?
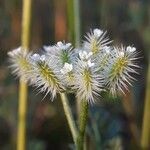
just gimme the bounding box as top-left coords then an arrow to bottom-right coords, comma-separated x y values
0,0 -> 149,149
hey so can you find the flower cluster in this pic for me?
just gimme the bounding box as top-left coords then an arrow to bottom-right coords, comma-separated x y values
8,28 -> 139,103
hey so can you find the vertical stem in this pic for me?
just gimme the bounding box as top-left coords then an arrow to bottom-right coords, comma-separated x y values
73,0 -> 82,122
17,0 -> 32,150
66,0 -> 81,44
141,62 -> 150,149
66,0 -> 75,43
66,0 -> 81,116
60,93 -> 78,145
77,100 -> 89,150
73,0 -> 81,47
21,0 -> 32,49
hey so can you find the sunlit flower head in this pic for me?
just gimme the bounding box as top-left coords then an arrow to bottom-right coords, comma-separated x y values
29,53 -> 65,100
105,46 -> 139,95
83,28 -> 111,55
8,47 -> 33,80
8,28 -> 140,103
73,59 -> 104,104
44,41 -> 75,67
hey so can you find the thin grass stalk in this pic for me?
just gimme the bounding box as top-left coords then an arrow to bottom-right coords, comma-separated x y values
73,0 -> 81,47
17,0 -> 32,150
67,0 -> 81,116
54,0 -> 78,145
77,100 -> 89,150
66,0 -> 75,43
73,2 -> 89,149
60,93 -> 78,145
141,61 -> 150,149
66,0 -> 81,137
73,0 -> 82,119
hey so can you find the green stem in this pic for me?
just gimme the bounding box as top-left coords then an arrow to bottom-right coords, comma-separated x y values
141,61 -> 150,149
60,93 -> 78,145
66,0 -> 75,43
73,0 -> 81,47
77,100 -> 89,150
73,0 -> 81,123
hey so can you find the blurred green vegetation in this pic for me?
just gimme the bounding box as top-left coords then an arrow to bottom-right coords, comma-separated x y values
0,0 -> 149,149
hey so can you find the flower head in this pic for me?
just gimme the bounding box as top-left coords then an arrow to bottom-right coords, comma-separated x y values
8,47 -> 33,80
8,28 -> 140,104
44,41 -> 75,69
29,54 -> 65,99
105,46 -> 139,95
83,28 -> 111,55
73,59 -> 104,104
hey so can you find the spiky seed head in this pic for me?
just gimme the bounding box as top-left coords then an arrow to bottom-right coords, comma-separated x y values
44,41 -> 74,67
73,59 -> 104,104
105,46 -> 139,95
8,29 -> 140,104
7,47 -> 33,80
30,55 -> 65,100
83,28 -> 111,55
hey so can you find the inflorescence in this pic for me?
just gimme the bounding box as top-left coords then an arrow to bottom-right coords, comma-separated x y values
8,28 -> 139,104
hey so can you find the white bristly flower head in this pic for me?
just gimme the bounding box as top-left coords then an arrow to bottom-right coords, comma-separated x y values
29,54 -> 65,100
7,47 -> 33,80
104,46 -> 139,95
83,28 -> 111,55
8,28 -> 140,104
73,58 -> 104,104
44,41 -> 75,68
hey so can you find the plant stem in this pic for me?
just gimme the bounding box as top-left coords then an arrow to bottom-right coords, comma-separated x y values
66,0 -> 81,118
60,93 -> 78,145
73,0 -> 81,47
141,62 -> 150,149
66,0 -> 75,43
73,0 -> 82,122
77,100 -> 89,150
17,0 -> 32,150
